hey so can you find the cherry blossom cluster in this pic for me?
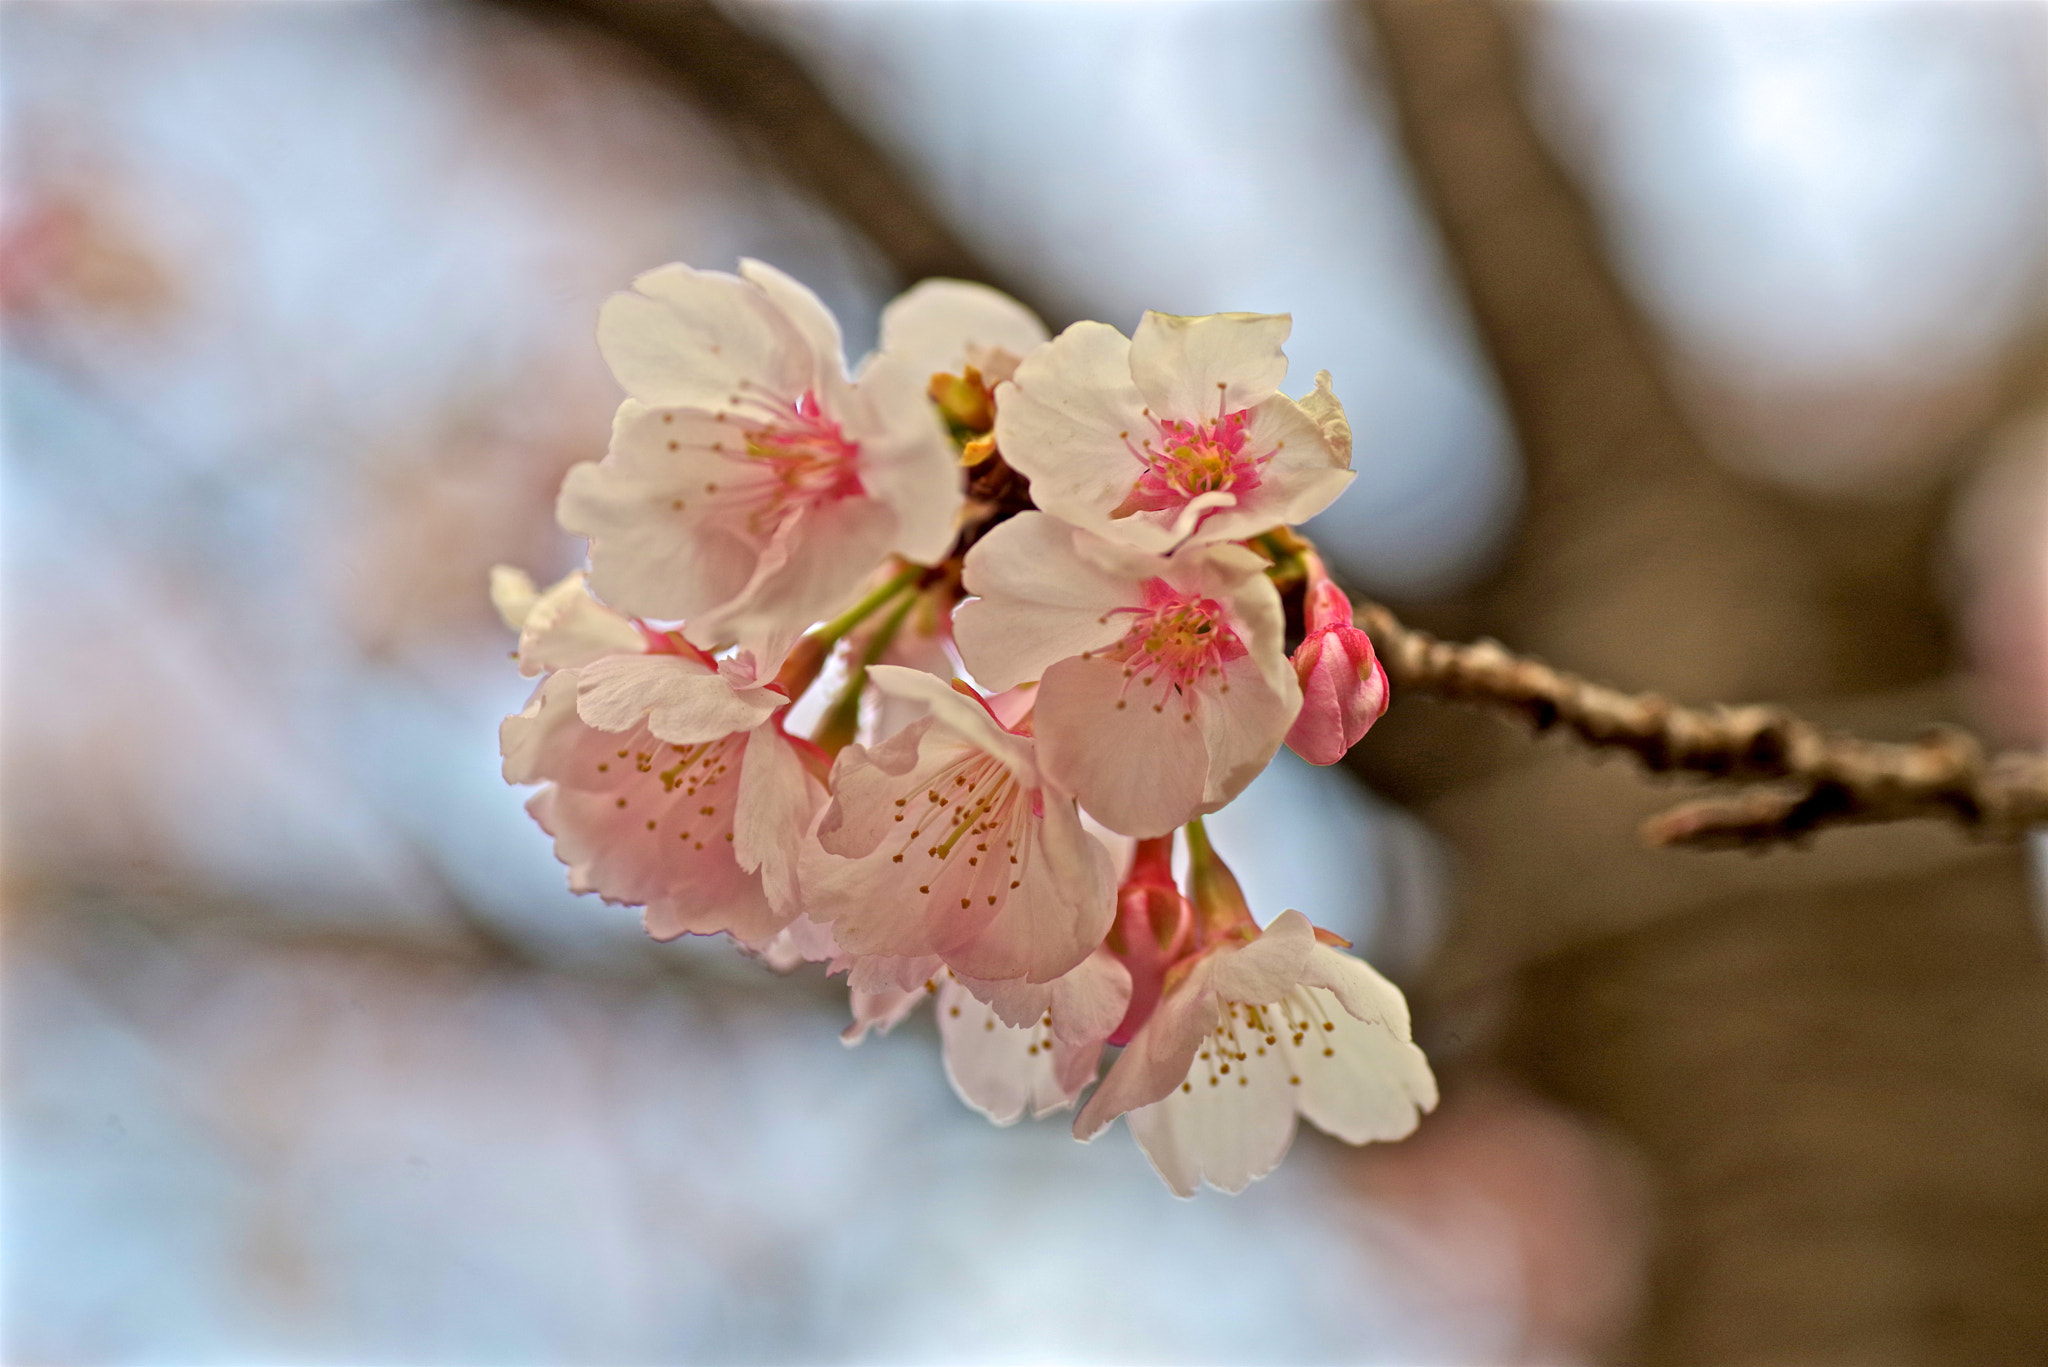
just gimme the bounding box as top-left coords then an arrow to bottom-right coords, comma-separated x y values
494,261 -> 1434,1195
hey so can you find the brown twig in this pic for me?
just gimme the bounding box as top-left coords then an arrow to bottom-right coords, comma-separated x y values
1353,598 -> 2048,849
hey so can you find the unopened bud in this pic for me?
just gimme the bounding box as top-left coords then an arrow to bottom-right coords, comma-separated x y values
1285,622 -> 1389,766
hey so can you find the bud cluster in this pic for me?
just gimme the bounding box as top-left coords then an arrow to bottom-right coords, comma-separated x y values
495,262 -> 1433,1195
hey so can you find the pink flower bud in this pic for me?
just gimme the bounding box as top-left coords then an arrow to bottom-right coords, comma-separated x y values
1285,621 -> 1389,766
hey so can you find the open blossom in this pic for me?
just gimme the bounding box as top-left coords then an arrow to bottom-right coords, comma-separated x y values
1075,908 -> 1437,1197
799,665 -> 1119,985
952,511 -> 1300,837
994,310 -> 1354,553
497,571 -> 823,949
1284,574 -> 1390,766
558,259 -> 962,665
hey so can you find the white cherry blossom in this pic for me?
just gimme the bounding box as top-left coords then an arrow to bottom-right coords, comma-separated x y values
952,512 -> 1300,837
499,593 -> 823,950
1074,910 -> 1436,1197
558,259 -> 962,666
993,310 -> 1353,553
799,665 -> 1118,985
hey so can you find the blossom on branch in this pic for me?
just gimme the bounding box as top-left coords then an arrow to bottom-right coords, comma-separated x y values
559,260 -> 963,665
799,665 -> 1119,986
953,512 -> 1299,837
993,310 -> 1354,553
496,259 -> 1438,1198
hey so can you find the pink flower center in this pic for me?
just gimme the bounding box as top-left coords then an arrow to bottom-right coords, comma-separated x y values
1104,579 -> 1247,693
1111,410 -> 1267,524
731,388 -> 865,532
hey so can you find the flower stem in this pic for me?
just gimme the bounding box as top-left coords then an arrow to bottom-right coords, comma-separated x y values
774,561 -> 923,699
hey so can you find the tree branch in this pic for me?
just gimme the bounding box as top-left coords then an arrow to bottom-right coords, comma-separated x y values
1354,598 -> 2048,848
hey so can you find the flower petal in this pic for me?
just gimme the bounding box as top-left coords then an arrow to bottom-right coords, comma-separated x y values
556,402 -> 765,624
953,512 -> 1139,691
992,321 -> 1155,541
572,654 -> 780,744
940,787 -> 1117,984
697,493 -> 902,667
1194,650 -> 1298,812
1035,655 -> 1209,838
734,720 -> 821,917
1124,1047 -> 1298,1197
509,570 -> 645,677
1127,310 -> 1290,422
878,278 -> 1049,384
937,977 -> 1075,1125
1074,953 -> 1223,1140
844,352 -> 964,566
739,257 -> 851,404
598,262 -> 808,410
865,665 -> 1030,773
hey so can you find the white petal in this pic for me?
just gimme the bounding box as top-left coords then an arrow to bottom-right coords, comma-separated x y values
514,570 -> 645,677
556,402 -> 766,623
937,977 -> 1074,1125
878,278 -> 1049,382
1298,941 -> 1414,1039
734,721 -> 820,917
953,512 -> 1142,691
846,352 -> 965,566
738,257 -> 850,403
1288,983 -> 1437,1145
598,262 -> 808,410
1035,656 -> 1209,838
1298,369 -> 1352,466
572,654 -> 780,744
992,321 -> 1159,545
1125,1046 -> 1298,1197
1127,311 -> 1290,422
864,664 -> 1030,773
1207,909 -> 1317,1003
489,564 -> 539,631
694,494 -> 901,667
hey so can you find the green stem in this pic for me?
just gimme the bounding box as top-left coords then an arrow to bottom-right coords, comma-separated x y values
816,562 -> 923,650
774,561 -> 923,699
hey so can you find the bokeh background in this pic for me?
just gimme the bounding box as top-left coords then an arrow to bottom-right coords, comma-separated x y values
5,2 -> 2045,1363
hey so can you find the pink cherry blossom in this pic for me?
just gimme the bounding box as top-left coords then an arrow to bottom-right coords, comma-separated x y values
1285,574 -> 1390,765
952,511 -> 1300,837
498,583 -> 824,950
798,665 -> 1119,985
1074,909 -> 1437,1197
993,310 -> 1354,553
558,259 -> 963,666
